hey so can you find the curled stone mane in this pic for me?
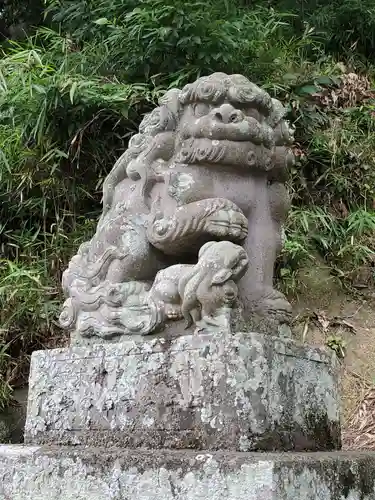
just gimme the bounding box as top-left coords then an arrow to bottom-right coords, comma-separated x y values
179,73 -> 273,115
100,88 -> 181,221
100,73 -> 293,221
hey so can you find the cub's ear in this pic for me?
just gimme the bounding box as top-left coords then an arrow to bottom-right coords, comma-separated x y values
211,269 -> 232,285
198,241 -> 216,259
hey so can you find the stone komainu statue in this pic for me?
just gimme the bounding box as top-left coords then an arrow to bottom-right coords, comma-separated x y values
59,73 -> 295,342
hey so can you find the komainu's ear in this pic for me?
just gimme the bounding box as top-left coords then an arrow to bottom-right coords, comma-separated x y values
211,269 -> 232,285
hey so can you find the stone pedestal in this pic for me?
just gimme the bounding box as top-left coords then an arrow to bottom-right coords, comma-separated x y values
25,331 -> 340,451
2,329 -> 375,498
1,446 -> 375,500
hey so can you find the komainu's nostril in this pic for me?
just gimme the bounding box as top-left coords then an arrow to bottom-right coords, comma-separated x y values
230,111 -> 243,123
214,112 -> 223,121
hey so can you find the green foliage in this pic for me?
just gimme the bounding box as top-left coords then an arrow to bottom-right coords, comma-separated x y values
274,68 -> 375,295
326,335 -> 347,358
309,0 -> 375,58
264,0 -> 375,59
285,207 -> 375,266
0,0 -> 44,40
302,107 -> 375,206
43,0 -> 318,86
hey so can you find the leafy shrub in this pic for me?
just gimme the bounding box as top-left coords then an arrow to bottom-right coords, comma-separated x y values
276,71 -> 375,294
261,0 -> 375,58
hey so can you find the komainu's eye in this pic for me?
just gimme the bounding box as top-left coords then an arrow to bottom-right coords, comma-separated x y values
193,103 -> 210,117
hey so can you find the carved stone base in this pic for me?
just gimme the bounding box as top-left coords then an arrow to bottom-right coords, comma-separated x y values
1,446 -> 375,499
25,331 -> 341,451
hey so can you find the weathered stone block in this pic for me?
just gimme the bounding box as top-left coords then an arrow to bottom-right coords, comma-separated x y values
25,331 -> 340,451
1,446 -> 375,499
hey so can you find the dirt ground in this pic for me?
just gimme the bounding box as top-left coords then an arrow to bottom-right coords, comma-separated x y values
289,262 -> 375,449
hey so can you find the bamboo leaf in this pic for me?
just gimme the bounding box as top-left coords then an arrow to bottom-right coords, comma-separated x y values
69,81 -> 78,104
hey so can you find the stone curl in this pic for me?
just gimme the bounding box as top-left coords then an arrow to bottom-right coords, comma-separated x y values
100,73 -> 294,222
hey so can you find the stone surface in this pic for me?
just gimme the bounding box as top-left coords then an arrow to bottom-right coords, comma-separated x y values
1,446 -> 375,499
59,72 -> 295,344
25,331 -> 340,451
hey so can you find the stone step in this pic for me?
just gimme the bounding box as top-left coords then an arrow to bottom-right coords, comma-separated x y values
25,331 -> 341,452
0,445 -> 374,499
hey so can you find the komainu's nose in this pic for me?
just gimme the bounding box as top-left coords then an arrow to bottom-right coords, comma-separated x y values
211,103 -> 244,124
